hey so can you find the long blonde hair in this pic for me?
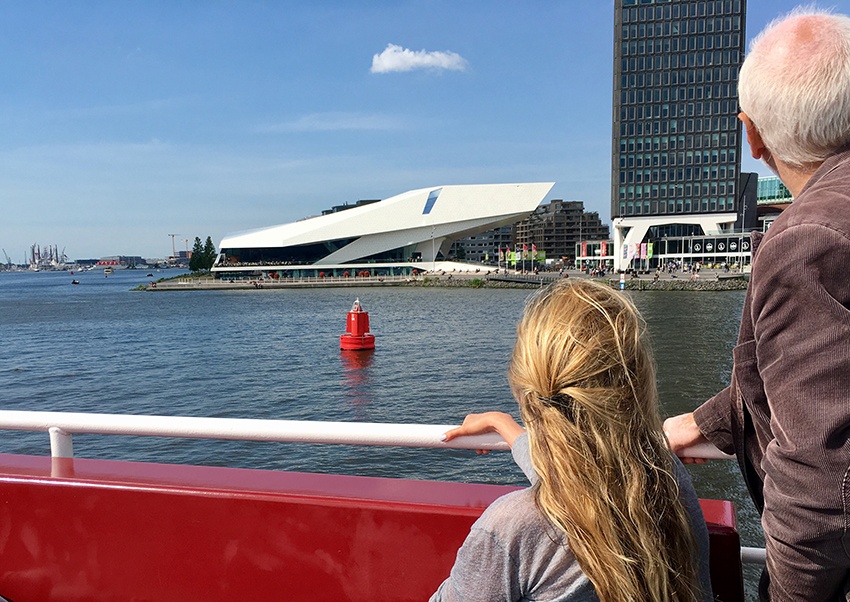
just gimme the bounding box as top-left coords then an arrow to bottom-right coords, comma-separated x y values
508,279 -> 700,602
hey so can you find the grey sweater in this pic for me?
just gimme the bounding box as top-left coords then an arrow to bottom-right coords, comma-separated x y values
430,433 -> 712,601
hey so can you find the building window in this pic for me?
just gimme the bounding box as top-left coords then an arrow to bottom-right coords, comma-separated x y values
423,188 -> 442,214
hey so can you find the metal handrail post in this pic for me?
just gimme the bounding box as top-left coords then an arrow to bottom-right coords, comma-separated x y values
48,426 -> 74,459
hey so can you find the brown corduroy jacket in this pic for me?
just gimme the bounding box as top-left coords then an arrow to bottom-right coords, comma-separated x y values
695,148 -> 850,601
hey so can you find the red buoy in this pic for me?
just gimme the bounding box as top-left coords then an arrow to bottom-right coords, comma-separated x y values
340,298 -> 376,350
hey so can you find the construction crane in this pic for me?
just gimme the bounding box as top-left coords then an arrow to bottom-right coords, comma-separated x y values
1,249 -> 10,267
167,234 -> 179,264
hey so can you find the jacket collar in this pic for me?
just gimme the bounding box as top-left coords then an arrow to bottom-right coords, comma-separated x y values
797,146 -> 850,199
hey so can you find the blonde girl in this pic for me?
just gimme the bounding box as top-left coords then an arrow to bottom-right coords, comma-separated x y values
432,279 -> 711,601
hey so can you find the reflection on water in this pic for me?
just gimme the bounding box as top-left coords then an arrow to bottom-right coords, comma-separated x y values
340,349 -> 375,414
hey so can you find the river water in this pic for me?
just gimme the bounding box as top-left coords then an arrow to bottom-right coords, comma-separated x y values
0,269 -> 762,589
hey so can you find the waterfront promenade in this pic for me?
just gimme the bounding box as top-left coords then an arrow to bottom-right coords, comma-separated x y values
144,267 -> 749,292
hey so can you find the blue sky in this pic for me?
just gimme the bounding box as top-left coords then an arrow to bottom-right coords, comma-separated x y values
2,1 -> 848,261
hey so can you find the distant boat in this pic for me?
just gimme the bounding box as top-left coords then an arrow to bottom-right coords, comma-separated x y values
104,267 -> 114,276
71,280 -> 80,285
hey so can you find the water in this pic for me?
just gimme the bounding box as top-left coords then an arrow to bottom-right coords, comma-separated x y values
0,269 -> 762,590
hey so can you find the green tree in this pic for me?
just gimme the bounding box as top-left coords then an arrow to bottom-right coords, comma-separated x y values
203,236 -> 217,270
189,237 -> 204,272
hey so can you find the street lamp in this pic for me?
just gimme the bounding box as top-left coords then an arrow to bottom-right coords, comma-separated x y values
431,226 -> 436,272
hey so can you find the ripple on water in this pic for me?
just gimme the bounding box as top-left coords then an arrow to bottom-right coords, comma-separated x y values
0,273 -> 760,553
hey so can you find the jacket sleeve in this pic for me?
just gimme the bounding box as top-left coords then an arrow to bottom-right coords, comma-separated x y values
692,385 -> 735,455
749,223 -> 850,599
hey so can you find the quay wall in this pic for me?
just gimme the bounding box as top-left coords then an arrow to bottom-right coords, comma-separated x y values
413,275 -> 747,291
144,273 -> 748,292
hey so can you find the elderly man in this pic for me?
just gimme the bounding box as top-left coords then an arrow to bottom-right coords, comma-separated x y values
664,8 -> 850,601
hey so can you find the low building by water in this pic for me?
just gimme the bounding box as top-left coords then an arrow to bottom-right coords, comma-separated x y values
211,183 -> 554,281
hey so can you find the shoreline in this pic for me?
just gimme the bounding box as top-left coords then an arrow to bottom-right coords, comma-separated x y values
141,270 -> 749,292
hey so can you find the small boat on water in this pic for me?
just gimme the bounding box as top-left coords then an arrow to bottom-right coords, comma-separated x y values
71,279 -> 79,285
103,267 -> 114,276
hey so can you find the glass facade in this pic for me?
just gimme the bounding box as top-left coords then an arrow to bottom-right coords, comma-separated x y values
756,176 -> 793,203
218,240 -> 429,267
612,0 -> 746,218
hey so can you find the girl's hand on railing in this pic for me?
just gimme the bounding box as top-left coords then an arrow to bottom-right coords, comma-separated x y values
442,412 -> 526,454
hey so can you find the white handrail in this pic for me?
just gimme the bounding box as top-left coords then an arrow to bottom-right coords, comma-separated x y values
741,546 -> 767,565
680,441 -> 735,461
0,409 -> 729,460
0,410 -> 509,456
0,409 -> 764,565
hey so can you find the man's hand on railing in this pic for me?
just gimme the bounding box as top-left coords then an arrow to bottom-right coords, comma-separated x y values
664,412 -> 712,464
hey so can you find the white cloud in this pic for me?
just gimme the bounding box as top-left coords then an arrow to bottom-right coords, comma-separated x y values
370,44 -> 469,74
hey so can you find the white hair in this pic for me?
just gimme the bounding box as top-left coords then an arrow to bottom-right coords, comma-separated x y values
739,7 -> 850,167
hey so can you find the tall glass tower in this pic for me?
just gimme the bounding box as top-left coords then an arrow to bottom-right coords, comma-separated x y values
612,0 -> 746,226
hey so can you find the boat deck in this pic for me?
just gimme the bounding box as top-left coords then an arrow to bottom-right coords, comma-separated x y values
0,453 -> 744,601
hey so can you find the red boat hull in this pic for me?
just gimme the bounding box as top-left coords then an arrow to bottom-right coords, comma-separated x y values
0,454 -> 744,601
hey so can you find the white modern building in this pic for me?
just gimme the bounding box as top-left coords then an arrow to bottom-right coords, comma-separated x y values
212,182 -> 554,280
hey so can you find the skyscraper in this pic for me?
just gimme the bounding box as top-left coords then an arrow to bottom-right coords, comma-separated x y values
612,0 -> 749,270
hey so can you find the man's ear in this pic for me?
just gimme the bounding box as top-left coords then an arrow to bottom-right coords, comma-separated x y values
739,112 -> 767,160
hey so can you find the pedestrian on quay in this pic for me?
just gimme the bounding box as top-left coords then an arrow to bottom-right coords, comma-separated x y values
432,279 -> 712,602
664,8 -> 850,601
